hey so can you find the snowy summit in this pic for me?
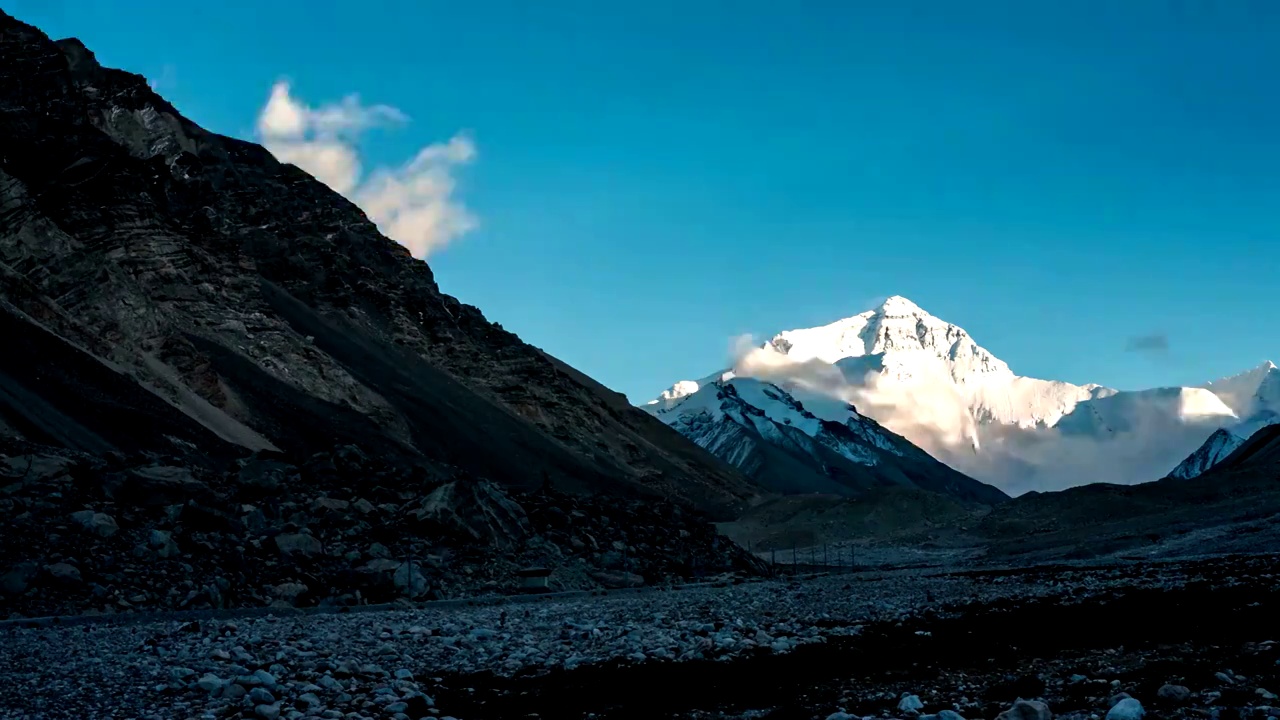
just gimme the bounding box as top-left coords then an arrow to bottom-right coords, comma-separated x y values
646,297 -> 1279,495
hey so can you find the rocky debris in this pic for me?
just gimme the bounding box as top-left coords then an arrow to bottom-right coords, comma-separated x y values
393,561 -> 429,599
103,465 -> 211,507
413,479 -> 532,549
0,442 -> 762,618
592,570 -> 646,589
1,556 -> 1276,719
273,532 -> 322,558
146,529 -> 180,559
236,457 -> 297,493
2,454 -> 74,484
0,564 -> 37,595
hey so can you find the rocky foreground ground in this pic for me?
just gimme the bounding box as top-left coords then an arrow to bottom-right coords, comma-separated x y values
2,553 -> 1277,719
0,445 -> 762,620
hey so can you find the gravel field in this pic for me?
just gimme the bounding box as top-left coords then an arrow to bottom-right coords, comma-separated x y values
3,555 -> 1277,719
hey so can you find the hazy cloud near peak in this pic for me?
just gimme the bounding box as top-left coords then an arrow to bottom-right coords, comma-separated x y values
255,81 -> 476,258
1125,332 -> 1170,355
147,64 -> 177,92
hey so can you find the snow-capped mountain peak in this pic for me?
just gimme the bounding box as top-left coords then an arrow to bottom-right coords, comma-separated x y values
764,296 -> 1013,385
1202,360 -> 1279,419
644,296 -> 1279,495
647,370 -> 736,411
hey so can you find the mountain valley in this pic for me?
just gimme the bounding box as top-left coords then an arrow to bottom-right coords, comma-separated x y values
0,8 -> 1279,720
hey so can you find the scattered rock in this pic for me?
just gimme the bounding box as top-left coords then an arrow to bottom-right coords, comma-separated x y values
148,529 -> 180,558
69,510 -> 118,538
249,687 -> 275,704
311,496 -> 349,513
591,570 -> 645,589
394,561 -> 429,598
1,562 -> 39,595
1105,698 -> 1144,720
899,694 -> 925,714
271,582 -> 309,602
104,465 -> 209,506
1156,684 -> 1190,704
44,562 -> 82,586
1108,692 -> 1132,708
274,533 -> 322,558
195,673 -> 225,693
236,457 -> 296,493
996,699 -> 1052,720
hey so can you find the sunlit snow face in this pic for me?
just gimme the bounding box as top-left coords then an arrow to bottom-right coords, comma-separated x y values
647,298 -> 1279,496
728,337 -> 983,454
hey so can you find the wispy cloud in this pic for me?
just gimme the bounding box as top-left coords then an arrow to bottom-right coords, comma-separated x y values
1125,332 -> 1170,355
256,81 -> 476,259
147,64 -> 177,92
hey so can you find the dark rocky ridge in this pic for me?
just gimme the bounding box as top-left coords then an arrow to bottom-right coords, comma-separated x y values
722,422 -> 1280,564
0,11 -> 762,518
960,421 -> 1280,562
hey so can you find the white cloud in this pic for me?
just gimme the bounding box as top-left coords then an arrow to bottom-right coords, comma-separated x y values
255,81 -> 476,258
147,64 -> 178,93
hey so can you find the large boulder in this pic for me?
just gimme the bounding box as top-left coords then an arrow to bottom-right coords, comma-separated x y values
70,510 -> 119,538
1,562 -> 39,595
103,465 -> 212,506
2,454 -> 75,484
412,480 -> 531,549
996,700 -> 1052,720
235,457 -> 298,493
393,561 -> 429,598
274,533 -> 322,558
148,529 -> 180,558
44,562 -> 82,586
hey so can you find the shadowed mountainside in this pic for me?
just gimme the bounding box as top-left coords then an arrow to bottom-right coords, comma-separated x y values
0,12 -> 762,518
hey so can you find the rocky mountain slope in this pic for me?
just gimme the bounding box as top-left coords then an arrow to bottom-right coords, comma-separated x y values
0,11 -> 763,519
649,296 -> 1277,494
0,439 -> 763,619
646,375 -> 1007,505
1168,428 -> 1246,480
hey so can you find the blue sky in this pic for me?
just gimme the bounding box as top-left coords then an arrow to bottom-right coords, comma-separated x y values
13,0 -> 1280,401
